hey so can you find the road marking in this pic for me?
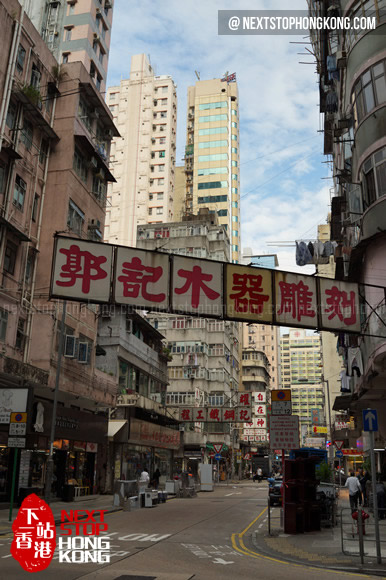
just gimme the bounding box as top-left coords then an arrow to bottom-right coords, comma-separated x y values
230,507 -> 374,577
225,492 -> 242,496
213,558 -> 234,565
117,533 -> 170,542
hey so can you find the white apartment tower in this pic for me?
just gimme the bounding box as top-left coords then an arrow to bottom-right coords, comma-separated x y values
105,54 -> 177,246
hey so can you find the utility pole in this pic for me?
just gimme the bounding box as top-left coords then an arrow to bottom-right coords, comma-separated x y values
44,300 -> 66,504
323,378 -> 334,469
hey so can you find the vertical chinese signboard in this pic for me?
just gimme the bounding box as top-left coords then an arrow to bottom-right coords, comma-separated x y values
50,237 -> 363,336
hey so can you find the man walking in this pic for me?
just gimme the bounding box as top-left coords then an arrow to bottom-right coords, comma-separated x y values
345,470 -> 362,513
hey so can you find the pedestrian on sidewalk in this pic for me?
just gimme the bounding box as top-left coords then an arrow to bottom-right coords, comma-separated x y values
345,470 -> 362,513
376,475 -> 386,520
359,469 -> 370,506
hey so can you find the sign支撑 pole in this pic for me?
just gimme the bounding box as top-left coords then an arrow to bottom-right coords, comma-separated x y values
9,448 -> 18,522
369,429 -> 381,564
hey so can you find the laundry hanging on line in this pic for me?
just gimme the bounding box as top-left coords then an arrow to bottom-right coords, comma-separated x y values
295,240 -> 337,266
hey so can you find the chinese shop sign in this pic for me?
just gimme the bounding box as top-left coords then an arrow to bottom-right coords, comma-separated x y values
50,237 -> 362,334
179,407 -> 252,423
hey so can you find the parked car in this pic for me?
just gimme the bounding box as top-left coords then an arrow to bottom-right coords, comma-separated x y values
268,481 -> 283,506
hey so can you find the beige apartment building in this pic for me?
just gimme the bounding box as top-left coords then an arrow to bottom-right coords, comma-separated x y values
105,54 -> 177,247
280,329 -> 325,442
185,78 -> 240,262
24,0 -> 113,93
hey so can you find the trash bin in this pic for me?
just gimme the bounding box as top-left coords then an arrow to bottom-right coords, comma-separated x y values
62,484 -> 75,502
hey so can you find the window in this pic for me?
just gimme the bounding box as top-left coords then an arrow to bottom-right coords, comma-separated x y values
217,209 -> 228,216
0,164 -> 6,194
362,147 -> 386,208
232,244 -> 238,252
65,27 -> 72,41
232,160 -> 238,167
345,0 -> 386,53
231,134 -> 237,141
158,178 -> 165,185
13,175 -> 26,210
198,153 -> 228,162
352,60 -> 386,128
198,195 -> 228,204
67,200 -> 85,235
160,111 -> 167,118
159,137 -> 166,144
73,147 -> 88,182
21,119 -> 33,151
156,207 -> 163,215
198,167 -> 227,176
199,114 -> 227,123
6,101 -> 17,129
99,50 -> 104,65
158,165 -> 165,172
159,151 -> 165,158
92,175 -> 107,201
232,215 -> 238,222
231,109 -> 237,116
232,173 -> 237,180
30,65 -> 41,90
198,140 -> 227,149
232,230 -> 238,237
157,193 -> 163,200
39,139 -> 49,165
232,187 -> 238,194
96,75 -> 102,91
32,194 -> 39,222
16,45 -> 26,73
162,86 -> 168,93
197,181 -> 227,190
4,241 -> 17,274
231,121 -> 237,128
0,309 -> 8,341
231,147 -> 237,154
148,208 -> 153,215
198,127 -> 227,136
15,318 -> 26,351
199,101 -> 227,110
62,52 -> 70,64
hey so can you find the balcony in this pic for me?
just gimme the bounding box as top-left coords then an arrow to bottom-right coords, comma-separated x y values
12,82 -> 59,142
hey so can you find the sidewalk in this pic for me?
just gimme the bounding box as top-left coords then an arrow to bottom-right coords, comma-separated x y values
251,487 -> 386,576
0,494 -> 120,536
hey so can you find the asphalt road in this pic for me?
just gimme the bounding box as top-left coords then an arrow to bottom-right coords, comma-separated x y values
0,483 -> 374,579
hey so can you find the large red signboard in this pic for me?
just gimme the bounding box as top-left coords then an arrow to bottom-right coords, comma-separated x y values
50,237 -> 362,334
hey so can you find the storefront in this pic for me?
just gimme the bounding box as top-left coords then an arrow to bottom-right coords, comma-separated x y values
20,399 -> 108,498
113,418 -> 180,485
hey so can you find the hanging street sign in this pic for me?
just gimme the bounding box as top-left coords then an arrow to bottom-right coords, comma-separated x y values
214,453 -> 222,461
336,450 -> 344,458
9,423 -> 26,436
269,416 -> 300,450
50,236 -> 362,334
7,438 -> 26,448
271,400 -> 292,416
10,412 -> 27,423
271,390 -> 291,402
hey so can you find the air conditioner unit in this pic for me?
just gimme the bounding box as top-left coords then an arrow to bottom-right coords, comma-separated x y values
64,335 -> 76,358
151,138 -> 156,143
78,342 -> 89,363
101,305 -> 112,318
93,33 -> 100,41
95,167 -> 105,180
89,156 -> 98,169
88,218 -> 101,229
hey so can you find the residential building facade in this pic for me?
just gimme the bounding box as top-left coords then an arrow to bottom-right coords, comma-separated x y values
25,0 -> 113,93
105,54 -> 177,247
280,329 -> 325,443
137,213 -> 240,471
0,0 -> 117,500
185,78 -> 240,262
308,0 -> 386,470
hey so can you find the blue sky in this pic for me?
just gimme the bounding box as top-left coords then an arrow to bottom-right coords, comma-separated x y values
106,0 -> 331,272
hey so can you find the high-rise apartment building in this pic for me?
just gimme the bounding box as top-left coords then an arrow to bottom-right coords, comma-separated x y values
105,54 -> 177,246
241,249 -> 280,390
185,78 -> 240,262
24,0 -> 113,93
137,212 -> 240,466
280,329 -> 324,438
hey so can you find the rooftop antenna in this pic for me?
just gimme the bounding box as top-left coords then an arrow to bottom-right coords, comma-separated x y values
195,70 -> 200,80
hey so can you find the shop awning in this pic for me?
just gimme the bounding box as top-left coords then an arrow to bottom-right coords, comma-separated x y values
333,395 -> 353,411
107,420 -> 127,438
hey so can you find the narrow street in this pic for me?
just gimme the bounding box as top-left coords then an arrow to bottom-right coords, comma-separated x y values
1,484 -> 375,579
